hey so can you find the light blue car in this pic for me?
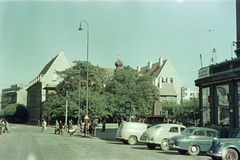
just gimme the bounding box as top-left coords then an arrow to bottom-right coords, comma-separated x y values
207,132 -> 240,160
167,127 -> 221,156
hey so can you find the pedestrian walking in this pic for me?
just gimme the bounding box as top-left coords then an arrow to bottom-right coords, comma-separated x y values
87,120 -> 91,137
55,119 -> 59,134
4,120 -> 10,133
42,119 -> 47,132
68,119 -> 73,130
59,120 -> 63,135
2,120 -> 5,133
102,118 -> 106,132
220,124 -> 228,138
84,121 -> 87,137
0,118 -> 3,135
91,120 -> 96,137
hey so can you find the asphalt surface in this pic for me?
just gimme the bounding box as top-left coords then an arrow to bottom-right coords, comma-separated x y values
0,123 -> 212,160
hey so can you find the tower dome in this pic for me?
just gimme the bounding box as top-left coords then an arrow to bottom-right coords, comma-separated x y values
115,58 -> 123,69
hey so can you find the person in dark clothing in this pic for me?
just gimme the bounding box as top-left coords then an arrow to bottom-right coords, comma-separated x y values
59,120 -> 63,135
220,124 -> 228,138
0,119 -> 2,135
102,119 -> 106,132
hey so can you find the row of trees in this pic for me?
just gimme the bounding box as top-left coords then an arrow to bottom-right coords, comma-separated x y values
42,60 -> 161,123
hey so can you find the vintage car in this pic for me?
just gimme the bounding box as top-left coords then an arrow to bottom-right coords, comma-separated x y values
116,122 -> 151,145
207,137 -> 240,160
167,127 -> 221,156
139,123 -> 186,150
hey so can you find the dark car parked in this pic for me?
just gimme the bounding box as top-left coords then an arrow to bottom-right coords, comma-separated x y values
207,133 -> 240,160
167,127 -> 221,156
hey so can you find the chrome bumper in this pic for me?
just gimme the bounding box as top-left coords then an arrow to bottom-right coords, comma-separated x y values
168,144 -> 180,149
207,151 -> 222,157
139,139 -> 154,143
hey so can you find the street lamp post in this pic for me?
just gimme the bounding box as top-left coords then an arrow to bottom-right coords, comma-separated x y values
231,41 -> 236,59
79,20 -> 89,129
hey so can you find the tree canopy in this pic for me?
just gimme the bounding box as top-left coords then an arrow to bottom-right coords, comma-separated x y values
0,103 -> 28,123
42,61 -> 161,123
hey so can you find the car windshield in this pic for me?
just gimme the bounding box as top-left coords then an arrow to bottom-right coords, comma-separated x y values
182,129 -> 193,135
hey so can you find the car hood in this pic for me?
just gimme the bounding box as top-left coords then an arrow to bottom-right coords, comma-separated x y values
170,134 -> 189,140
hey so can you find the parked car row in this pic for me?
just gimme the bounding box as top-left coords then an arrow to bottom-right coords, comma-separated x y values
116,122 -> 240,160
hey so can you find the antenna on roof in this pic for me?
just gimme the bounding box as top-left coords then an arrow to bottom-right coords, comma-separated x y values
200,54 -> 203,68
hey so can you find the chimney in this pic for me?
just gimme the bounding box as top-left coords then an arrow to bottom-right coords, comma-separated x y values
235,0 -> 240,58
147,62 -> 152,70
137,66 -> 141,73
159,57 -> 163,67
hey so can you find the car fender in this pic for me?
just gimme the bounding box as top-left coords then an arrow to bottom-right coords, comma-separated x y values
153,134 -> 167,144
220,143 -> 240,154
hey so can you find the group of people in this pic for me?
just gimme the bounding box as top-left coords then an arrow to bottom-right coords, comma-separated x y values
41,118 -> 107,137
81,119 -> 97,137
0,118 -> 10,135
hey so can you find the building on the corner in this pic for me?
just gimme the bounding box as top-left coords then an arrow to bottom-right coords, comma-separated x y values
26,51 -> 71,124
138,57 -> 184,104
195,1 -> 240,128
1,84 -> 27,110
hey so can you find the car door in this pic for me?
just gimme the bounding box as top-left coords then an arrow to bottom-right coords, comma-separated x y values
205,130 -> 218,151
192,130 -> 207,150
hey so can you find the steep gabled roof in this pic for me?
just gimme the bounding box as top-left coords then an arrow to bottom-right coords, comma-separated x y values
38,54 -> 58,76
139,60 -> 167,78
159,83 -> 177,96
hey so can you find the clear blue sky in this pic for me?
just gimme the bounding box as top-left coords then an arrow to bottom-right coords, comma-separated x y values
0,0 -> 236,93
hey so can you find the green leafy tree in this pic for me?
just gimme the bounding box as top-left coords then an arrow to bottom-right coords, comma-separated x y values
42,60 -> 107,122
0,103 -> 28,122
162,98 -> 200,126
129,74 -> 160,119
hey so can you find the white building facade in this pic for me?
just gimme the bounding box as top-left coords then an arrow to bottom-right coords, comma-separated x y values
138,57 -> 184,104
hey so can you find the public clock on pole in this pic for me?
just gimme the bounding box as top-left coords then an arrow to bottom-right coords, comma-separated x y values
125,102 -> 131,109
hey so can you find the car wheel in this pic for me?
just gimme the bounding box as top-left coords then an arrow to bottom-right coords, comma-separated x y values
211,156 -> 220,160
178,149 -> 187,155
222,149 -> 238,160
147,143 -> 156,150
161,139 -> 169,151
188,145 -> 200,156
128,136 -> 137,145
122,140 -> 128,144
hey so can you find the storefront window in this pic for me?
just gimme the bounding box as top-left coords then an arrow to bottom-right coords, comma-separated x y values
216,84 -> 229,125
202,87 -> 210,126
237,83 -> 240,127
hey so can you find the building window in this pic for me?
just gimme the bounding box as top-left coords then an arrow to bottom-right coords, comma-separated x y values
237,83 -> 240,127
166,78 -> 168,83
216,84 -> 229,126
170,78 -> 173,83
202,87 -> 210,126
162,78 -> 165,83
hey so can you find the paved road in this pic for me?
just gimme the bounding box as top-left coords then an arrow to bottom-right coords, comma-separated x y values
0,124 -> 212,160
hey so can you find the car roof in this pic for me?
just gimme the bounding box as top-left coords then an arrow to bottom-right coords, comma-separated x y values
153,123 -> 186,127
186,127 -> 218,132
122,122 -> 151,126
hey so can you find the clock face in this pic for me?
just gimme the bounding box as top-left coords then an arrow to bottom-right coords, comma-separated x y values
125,102 -> 131,108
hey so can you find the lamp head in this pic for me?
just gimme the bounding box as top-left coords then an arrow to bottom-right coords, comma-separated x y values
79,24 -> 82,31
233,41 -> 236,46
